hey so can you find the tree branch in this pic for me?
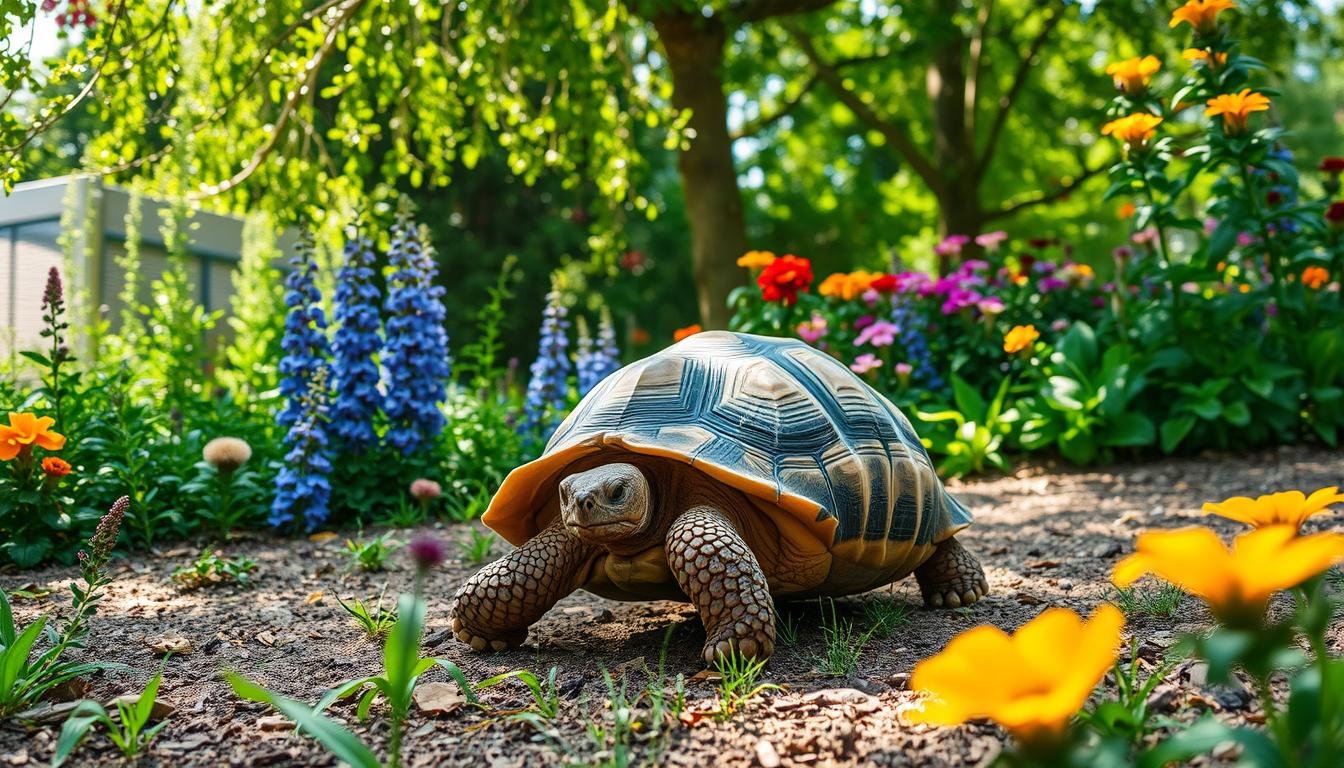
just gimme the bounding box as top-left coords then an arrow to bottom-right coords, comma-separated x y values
731,51 -> 890,140
974,1 -> 1067,178
984,160 -> 1106,221
782,20 -> 943,194
964,0 -> 994,144
728,0 -> 840,24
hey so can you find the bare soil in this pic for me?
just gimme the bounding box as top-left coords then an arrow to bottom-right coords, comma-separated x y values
2,446 -> 1342,767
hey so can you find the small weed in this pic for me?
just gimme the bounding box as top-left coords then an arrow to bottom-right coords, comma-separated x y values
345,531 -> 397,572
774,610 -> 800,647
581,671 -> 639,768
478,666 -> 562,721
459,528 -> 496,564
335,589 -> 398,637
645,628 -> 686,724
445,485 -> 493,523
171,549 -> 257,590
813,599 -> 873,677
374,499 -> 425,529
714,651 -> 779,720
1080,639 -> 1178,745
862,598 -> 912,639
1112,583 -> 1185,618
52,665 -> 169,767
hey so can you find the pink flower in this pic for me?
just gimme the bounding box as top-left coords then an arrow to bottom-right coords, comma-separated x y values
934,234 -> 972,257
894,272 -> 932,294
975,231 -> 1008,250
410,478 -> 442,501
1203,218 -> 1219,235
976,296 -> 1005,316
854,314 -> 876,331
1051,319 -> 1070,332
407,535 -> 447,571
850,354 -> 882,374
855,320 -> 899,347
1113,246 -> 1133,261
1131,227 -> 1159,246
960,259 -> 991,274
894,362 -> 914,381
796,314 -> 829,344
941,288 -> 982,314
1236,232 -> 1257,247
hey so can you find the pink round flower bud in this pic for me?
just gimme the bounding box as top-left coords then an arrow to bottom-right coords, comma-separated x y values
409,478 -> 442,501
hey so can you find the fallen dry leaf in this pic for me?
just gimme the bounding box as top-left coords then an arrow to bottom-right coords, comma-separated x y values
148,637 -> 193,655
257,715 -> 292,732
1026,560 -> 1061,569
412,681 -> 468,716
689,669 -> 721,683
255,630 -> 278,647
308,531 -> 339,543
305,591 -> 325,605
107,694 -> 175,721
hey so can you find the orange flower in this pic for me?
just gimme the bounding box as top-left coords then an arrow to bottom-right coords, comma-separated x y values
0,413 -> 66,461
758,255 -> 813,306
1182,48 -> 1228,68
42,456 -> 72,477
736,251 -> 777,270
1003,325 -> 1040,355
1205,89 -> 1270,135
1301,266 -> 1330,290
818,270 -> 880,301
1101,113 -> 1163,150
673,324 -> 703,342
1170,0 -> 1236,33
1116,202 -> 1137,219
1105,56 -> 1161,94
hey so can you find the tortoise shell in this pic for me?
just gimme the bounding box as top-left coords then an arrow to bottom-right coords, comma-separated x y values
483,331 -> 972,583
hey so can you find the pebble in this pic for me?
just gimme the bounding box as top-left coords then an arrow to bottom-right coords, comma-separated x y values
754,739 -> 781,768
1092,541 -> 1123,558
1058,579 -> 1074,592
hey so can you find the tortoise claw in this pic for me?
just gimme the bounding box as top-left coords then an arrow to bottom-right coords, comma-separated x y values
451,616 -> 526,653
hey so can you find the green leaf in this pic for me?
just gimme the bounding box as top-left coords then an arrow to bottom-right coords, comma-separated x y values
1160,415 -> 1196,454
224,673 -> 382,768
950,375 -> 986,421
52,702 -> 113,768
1099,413 -> 1156,447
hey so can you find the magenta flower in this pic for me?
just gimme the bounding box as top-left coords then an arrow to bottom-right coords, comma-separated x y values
960,259 -> 990,274
941,288 -> 982,314
974,231 -> 1008,250
976,296 -> 1005,316
934,234 -> 971,257
894,272 -> 932,294
1113,246 -> 1133,261
850,354 -> 882,374
407,535 -> 447,571
1038,277 -> 1067,292
1236,231 -> 1257,247
853,314 -> 876,331
855,320 -> 898,347
795,313 -> 829,344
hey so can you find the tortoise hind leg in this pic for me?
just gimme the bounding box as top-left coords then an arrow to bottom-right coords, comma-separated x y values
666,506 -> 776,665
915,536 -> 989,608
450,520 -> 597,651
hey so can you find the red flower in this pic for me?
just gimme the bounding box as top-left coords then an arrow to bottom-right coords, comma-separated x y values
1326,201 -> 1344,228
1319,157 -> 1344,174
757,255 -> 813,305
869,274 -> 899,293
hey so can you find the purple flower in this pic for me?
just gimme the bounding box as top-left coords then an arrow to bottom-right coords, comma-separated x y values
960,259 -> 990,274
849,354 -> 882,374
1236,231 -> 1257,247
1203,217 -> 1219,235
894,272 -> 932,294
855,320 -> 898,347
941,288 -> 982,314
407,535 -> 447,571
1038,277 -> 1068,292
934,234 -> 971,257
974,231 -> 1008,250
1113,246 -> 1133,261
853,314 -> 876,331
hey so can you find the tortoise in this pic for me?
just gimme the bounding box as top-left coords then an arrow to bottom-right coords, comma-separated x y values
449,331 -> 988,664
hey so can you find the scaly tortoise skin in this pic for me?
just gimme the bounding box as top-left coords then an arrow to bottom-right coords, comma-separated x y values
449,331 -> 988,664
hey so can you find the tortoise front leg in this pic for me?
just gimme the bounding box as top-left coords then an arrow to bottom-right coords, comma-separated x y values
665,506 -> 776,665
450,521 -> 598,651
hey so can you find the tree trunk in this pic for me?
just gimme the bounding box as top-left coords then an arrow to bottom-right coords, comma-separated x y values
927,0 -> 984,273
652,11 -> 746,329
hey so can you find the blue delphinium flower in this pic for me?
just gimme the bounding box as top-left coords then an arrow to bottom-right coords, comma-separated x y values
330,225 -> 383,452
891,297 -> 944,392
522,289 -> 573,438
278,231 -> 330,431
271,368 -> 334,530
575,308 -> 622,396
382,203 -> 451,455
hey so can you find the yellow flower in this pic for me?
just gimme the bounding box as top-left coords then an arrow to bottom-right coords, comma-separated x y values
1003,325 -> 1040,355
909,605 -> 1124,746
1203,487 -> 1344,530
0,412 -> 66,461
1113,526 -> 1344,625
818,270 -> 879,301
1182,48 -> 1229,67
1170,0 -> 1236,33
1301,266 -> 1330,290
736,251 -> 777,270
1205,89 -> 1270,135
1105,56 -> 1161,94
1101,113 -> 1163,150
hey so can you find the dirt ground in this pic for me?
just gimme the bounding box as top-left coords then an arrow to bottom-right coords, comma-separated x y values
2,445 -> 1342,767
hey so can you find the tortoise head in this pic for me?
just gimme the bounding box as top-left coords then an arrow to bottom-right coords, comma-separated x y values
558,463 -> 651,544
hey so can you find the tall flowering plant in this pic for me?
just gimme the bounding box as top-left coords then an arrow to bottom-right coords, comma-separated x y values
381,203 -> 451,456
277,231 -> 330,433
522,287 -> 574,441
330,222 -> 384,454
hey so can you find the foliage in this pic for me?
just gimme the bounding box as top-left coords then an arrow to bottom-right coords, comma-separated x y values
712,652 -> 779,721
344,532 -> 396,573
335,590 -> 398,638
1110,583 -> 1186,619
457,528 -> 495,565
813,599 -> 874,677
170,549 -> 258,591
52,665 -> 169,767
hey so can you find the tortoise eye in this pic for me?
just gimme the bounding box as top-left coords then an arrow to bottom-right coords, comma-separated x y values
608,483 -> 629,504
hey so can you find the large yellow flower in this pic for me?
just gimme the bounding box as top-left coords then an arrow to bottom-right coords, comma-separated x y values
1113,526 -> 1344,625
1003,325 -> 1040,355
1105,56 -> 1161,94
1182,48 -> 1228,68
1101,113 -> 1163,150
909,605 -> 1124,745
736,250 -> 777,270
1203,487 -> 1344,530
1170,0 -> 1236,33
0,412 -> 66,461
1205,89 -> 1270,135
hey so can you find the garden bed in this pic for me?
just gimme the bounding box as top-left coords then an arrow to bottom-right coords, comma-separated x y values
2,445 -> 1341,767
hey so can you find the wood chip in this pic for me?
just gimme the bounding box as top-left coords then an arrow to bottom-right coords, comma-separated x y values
257,715 -> 292,732
308,531 -> 339,543
107,694 -> 175,721
1026,560 -> 1060,569
304,591 -> 325,605
800,688 -> 880,714
754,739 -> 781,768
149,636 -> 193,655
